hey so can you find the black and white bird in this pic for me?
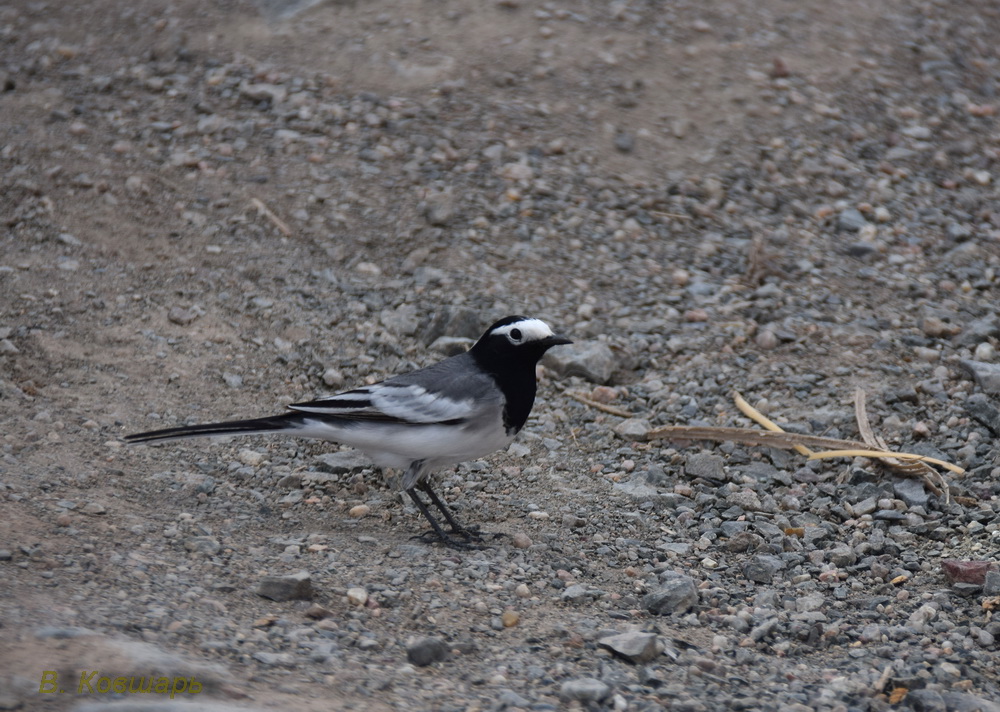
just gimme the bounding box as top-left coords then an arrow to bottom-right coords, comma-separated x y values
125,315 -> 571,547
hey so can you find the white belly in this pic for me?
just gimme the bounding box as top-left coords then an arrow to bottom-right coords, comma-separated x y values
295,415 -> 515,473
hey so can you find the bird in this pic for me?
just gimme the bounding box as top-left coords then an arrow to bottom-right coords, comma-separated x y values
125,315 -> 572,547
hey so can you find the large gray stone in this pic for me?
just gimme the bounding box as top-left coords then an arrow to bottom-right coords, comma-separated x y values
685,452 -> 726,481
559,678 -> 611,703
597,631 -> 662,663
255,571 -> 313,601
614,418 -> 651,440
837,208 -> 868,232
965,394 -> 1000,435
893,477 -> 929,508
315,451 -> 371,474
406,637 -> 449,667
959,359 -> 1000,396
421,307 -> 482,345
543,341 -> 616,383
743,555 -> 785,584
643,575 -> 698,615
379,303 -> 420,336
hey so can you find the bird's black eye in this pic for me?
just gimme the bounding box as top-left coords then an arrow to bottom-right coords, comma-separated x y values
509,328 -> 523,342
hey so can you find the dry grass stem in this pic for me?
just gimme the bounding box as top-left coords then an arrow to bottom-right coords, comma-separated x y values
645,391 -> 962,503
251,197 -> 293,237
566,391 -> 634,418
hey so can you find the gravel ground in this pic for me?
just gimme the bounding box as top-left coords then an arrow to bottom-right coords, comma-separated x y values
1,1 -> 999,711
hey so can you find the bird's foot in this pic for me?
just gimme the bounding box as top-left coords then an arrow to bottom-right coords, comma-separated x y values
463,527 -> 510,544
411,528 -> 486,550
410,526 -> 508,549
451,523 -> 485,541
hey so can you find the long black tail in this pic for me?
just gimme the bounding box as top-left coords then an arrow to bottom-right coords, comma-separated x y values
124,413 -> 303,444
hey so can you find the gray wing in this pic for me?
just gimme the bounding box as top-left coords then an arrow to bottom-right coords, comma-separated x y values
288,353 -> 499,424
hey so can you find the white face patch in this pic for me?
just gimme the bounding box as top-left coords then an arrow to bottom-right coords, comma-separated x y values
491,318 -> 554,343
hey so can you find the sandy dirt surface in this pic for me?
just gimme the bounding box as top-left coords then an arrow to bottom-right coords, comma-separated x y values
2,1 -> 1000,710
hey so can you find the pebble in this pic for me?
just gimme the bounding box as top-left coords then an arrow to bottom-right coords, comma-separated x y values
985,571 -> 1000,596
255,571 -> 313,601
685,453 -> 726,480
184,536 -> 221,555
614,418 -> 651,440
755,329 -> 778,349
597,631 -> 661,663
346,587 -> 368,606
942,560 -> 996,585
304,604 -> 333,619
315,451 -> 371,474
922,316 -> 960,338
964,395 -> 1000,435
837,208 -> 868,232
240,81 -> 287,103
544,341 -> 617,383
322,367 -> 345,387
959,360 -> 1000,395
893,477 -> 929,508
560,678 -> 611,703
642,574 -> 698,615
406,637 -> 449,667
253,651 -> 295,666
743,555 -> 784,584
614,131 -> 635,153
561,584 -> 590,603
167,305 -> 203,325
238,449 -> 264,467
222,372 -> 243,388
975,342 -> 996,361
511,532 -> 533,548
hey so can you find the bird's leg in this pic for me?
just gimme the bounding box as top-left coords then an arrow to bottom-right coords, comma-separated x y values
407,488 -> 480,550
417,480 -> 482,540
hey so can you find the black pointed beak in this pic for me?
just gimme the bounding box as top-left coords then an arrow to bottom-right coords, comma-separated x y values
542,334 -> 573,347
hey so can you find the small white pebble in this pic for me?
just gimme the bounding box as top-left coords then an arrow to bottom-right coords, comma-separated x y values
755,329 -> 778,350
356,261 -> 382,276
349,504 -> 371,518
238,449 -> 264,467
346,587 -> 368,606
322,367 -> 345,387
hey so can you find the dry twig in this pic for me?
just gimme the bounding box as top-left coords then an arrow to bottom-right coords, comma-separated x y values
251,197 -> 292,237
646,391 -> 963,502
565,391 -> 634,418
650,211 -> 692,221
